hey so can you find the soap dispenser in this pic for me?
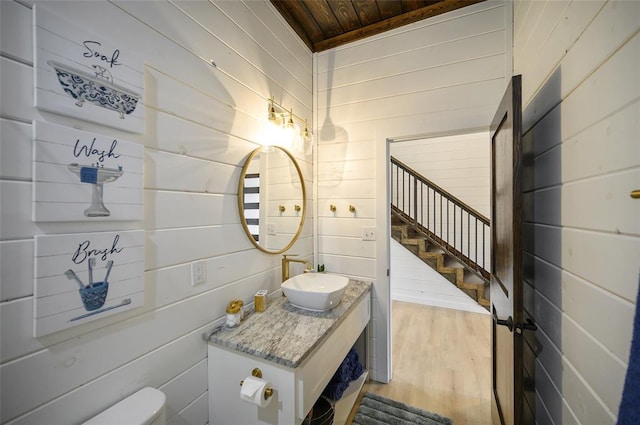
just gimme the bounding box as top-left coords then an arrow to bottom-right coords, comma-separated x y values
225,301 -> 242,328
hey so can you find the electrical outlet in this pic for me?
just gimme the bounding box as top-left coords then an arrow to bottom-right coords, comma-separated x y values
362,227 -> 376,241
191,260 -> 206,286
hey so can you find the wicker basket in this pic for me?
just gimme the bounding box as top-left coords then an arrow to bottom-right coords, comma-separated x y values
302,396 -> 334,425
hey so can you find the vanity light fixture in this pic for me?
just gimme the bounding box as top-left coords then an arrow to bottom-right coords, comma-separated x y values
264,97 -> 313,151
262,99 -> 283,151
303,119 -> 313,143
268,101 -> 278,123
283,108 -> 299,147
286,109 -> 295,129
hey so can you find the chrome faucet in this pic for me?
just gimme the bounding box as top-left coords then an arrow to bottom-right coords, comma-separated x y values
282,254 -> 312,282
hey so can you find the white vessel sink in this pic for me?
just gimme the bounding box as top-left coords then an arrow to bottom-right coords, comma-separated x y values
281,273 -> 349,312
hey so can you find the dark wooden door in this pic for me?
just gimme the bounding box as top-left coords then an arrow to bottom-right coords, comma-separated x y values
490,75 -> 527,425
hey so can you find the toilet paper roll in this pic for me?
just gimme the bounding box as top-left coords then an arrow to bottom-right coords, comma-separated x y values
240,376 -> 272,407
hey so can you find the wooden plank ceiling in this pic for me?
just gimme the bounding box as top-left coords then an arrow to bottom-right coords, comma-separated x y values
270,0 -> 486,52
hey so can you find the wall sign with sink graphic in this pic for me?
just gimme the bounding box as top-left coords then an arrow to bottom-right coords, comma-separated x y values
33,230 -> 144,337
33,120 -> 143,222
33,4 -> 144,133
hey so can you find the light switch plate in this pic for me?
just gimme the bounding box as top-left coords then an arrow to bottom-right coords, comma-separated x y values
362,227 -> 376,241
191,260 -> 206,286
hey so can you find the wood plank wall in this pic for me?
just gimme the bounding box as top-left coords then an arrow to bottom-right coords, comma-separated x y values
315,1 -> 509,382
515,0 -> 639,423
0,1 -> 312,423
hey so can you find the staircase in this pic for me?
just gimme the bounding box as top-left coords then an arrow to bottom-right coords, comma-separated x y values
392,211 -> 490,309
391,156 -> 491,310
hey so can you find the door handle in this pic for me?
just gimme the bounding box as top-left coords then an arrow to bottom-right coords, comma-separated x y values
493,315 -> 537,334
494,315 -> 514,331
516,318 -> 538,334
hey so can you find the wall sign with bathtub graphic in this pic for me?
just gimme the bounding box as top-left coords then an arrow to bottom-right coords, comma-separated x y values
32,120 -> 143,222
33,230 -> 144,337
33,4 -> 145,133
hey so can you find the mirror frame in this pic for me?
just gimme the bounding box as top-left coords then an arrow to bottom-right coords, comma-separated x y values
237,146 -> 307,254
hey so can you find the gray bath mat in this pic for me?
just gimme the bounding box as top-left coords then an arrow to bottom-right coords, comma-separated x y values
352,392 -> 452,425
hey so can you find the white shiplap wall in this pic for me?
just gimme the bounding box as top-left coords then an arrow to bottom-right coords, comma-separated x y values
315,1 -> 510,382
515,0 -> 639,424
0,1 -> 312,423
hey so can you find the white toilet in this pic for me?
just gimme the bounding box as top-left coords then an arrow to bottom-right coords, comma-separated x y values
83,387 -> 166,425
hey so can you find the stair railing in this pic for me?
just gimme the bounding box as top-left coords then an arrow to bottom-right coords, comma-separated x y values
391,156 -> 490,281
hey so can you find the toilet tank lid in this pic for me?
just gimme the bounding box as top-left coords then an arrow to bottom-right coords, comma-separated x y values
83,387 -> 166,425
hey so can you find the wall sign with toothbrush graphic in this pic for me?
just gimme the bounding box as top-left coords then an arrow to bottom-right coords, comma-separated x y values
34,230 -> 144,337
66,260 -> 132,322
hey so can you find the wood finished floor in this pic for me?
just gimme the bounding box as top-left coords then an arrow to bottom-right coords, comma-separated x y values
347,301 -> 492,425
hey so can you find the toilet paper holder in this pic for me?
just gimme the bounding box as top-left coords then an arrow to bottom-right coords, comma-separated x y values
240,368 -> 274,400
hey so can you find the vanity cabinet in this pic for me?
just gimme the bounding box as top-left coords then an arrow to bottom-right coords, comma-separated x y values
208,281 -> 371,425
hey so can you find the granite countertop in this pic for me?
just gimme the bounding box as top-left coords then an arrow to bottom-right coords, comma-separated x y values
208,279 -> 371,368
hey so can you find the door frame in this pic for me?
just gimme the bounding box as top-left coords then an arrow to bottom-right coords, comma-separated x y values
385,127 -> 494,381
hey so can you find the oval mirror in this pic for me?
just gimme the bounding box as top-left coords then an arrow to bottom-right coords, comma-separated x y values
237,146 -> 307,254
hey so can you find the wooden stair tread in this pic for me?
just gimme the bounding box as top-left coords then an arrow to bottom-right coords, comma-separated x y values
458,281 -> 485,290
402,238 -> 426,245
